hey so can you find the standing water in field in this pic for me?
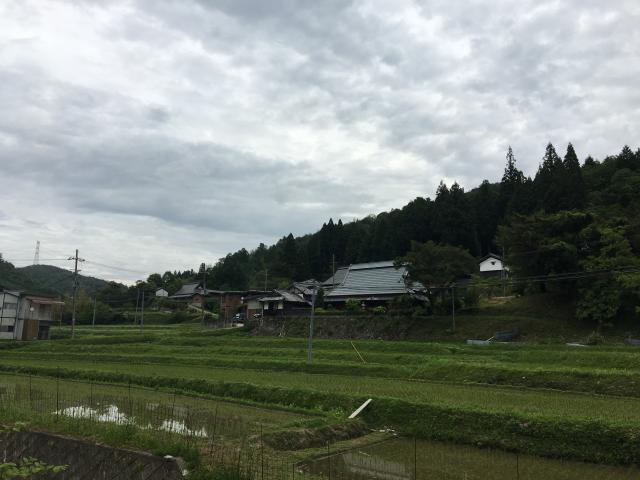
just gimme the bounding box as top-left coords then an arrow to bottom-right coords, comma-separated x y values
301,437 -> 640,480
54,404 -> 208,437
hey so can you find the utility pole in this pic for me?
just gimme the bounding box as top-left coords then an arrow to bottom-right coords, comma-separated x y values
140,290 -> 145,331
92,297 -> 97,328
201,262 -> 206,326
451,284 -> 456,332
331,254 -> 336,289
307,286 -> 317,364
67,249 -> 84,339
134,289 -> 140,325
501,246 -> 506,297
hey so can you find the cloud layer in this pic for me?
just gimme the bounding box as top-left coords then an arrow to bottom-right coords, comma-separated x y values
1,0 -> 639,281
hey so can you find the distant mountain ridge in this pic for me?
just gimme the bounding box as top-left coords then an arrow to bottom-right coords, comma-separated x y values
19,264 -> 109,296
0,261 -> 109,296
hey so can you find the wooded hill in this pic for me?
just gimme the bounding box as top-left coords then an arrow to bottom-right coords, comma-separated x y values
0,261 -> 108,296
187,143 -> 639,296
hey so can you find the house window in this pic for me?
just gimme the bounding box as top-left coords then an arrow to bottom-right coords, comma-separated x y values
0,325 -> 14,332
2,302 -> 17,310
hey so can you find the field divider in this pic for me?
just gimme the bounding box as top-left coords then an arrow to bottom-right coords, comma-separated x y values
2,363 -> 640,466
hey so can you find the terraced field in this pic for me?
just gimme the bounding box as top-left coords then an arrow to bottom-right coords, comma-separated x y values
2,324 -> 640,468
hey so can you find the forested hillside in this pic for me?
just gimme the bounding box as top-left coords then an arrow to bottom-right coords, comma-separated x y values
0,257 -> 42,292
0,261 -> 108,296
187,143 -> 639,292
18,264 -> 108,296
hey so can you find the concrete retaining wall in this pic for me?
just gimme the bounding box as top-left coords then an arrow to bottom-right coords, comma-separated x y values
0,429 -> 185,480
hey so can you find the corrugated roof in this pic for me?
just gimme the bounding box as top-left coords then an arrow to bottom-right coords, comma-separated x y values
349,260 -> 396,270
322,267 -> 348,286
325,261 -> 424,298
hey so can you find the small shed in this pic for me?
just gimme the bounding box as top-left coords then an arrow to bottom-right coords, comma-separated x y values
478,253 -> 508,278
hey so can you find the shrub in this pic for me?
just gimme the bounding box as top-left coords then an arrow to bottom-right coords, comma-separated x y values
586,330 -> 605,345
372,306 -> 386,315
464,287 -> 480,308
345,299 -> 361,313
388,295 -> 414,314
169,310 -> 192,323
412,306 -> 427,319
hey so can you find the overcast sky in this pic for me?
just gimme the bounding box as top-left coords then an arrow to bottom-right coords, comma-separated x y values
1,0 -> 639,283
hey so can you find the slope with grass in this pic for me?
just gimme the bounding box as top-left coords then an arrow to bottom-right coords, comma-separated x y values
2,324 -> 640,465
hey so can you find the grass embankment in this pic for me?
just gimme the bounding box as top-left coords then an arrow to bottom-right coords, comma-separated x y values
2,325 -> 640,465
269,293 -> 640,343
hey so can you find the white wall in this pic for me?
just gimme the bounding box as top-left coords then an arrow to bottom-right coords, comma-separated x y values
479,256 -> 504,272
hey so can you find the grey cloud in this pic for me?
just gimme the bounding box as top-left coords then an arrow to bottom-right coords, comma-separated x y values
0,0 -> 638,280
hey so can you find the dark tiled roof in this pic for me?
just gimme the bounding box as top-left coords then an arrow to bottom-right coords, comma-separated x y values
322,267 -> 348,287
325,261 -> 424,299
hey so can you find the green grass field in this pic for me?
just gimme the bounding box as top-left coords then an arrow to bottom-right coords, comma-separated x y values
2,323 -> 640,473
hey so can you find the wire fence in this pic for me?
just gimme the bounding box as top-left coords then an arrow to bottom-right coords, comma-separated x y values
0,372 -> 249,442
1,373 -> 639,479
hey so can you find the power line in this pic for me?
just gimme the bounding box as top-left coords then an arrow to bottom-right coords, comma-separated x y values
83,260 -> 147,275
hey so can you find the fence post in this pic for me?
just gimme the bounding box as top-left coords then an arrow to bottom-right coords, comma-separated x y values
55,367 -> 60,421
261,423 -> 264,480
209,404 -> 219,457
516,453 -> 520,480
327,440 -> 331,480
128,379 -> 132,414
236,438 -> 243,478
414,436 -> 417,480
170,390 -> 177,433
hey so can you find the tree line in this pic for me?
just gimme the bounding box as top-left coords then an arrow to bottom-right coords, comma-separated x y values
187,144 -> 637,287
130,142 -> 639,327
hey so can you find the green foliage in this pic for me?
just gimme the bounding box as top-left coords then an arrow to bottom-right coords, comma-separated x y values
576,225 -> 640,326
9,324 -> 640,466
388,295 -> 415,314
398,241 -> 476,294
19,264 -> 108,296
344,299 -> 361,313
115,142 -> 637,306
371,306 -> 386,315
0,457 -> 67,479
585,331 -> 605,345
463,286 -> 480,308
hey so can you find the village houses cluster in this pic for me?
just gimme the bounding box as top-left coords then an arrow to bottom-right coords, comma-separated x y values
0,254 -> 507,339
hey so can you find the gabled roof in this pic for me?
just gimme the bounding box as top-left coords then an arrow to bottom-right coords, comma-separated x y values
479,253 -> 503,263
325,261 -> 424,299
257,289 -> 310,305
322,267 -> 348,287
291,279 -> 321,296
172,283 -> 201,296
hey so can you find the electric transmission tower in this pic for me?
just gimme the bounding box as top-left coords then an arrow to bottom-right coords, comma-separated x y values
33,241 -> 40,265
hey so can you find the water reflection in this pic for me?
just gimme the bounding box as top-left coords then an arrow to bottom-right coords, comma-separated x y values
55,403 -> 209,437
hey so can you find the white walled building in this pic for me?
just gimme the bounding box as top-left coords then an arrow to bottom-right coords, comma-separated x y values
478,253 -> 508,278
0,289 -> 62,340
155,288 -> 169,297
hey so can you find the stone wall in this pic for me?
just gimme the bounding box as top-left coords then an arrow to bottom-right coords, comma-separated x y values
251,315 -> 421,340
0,429 -> 185,480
